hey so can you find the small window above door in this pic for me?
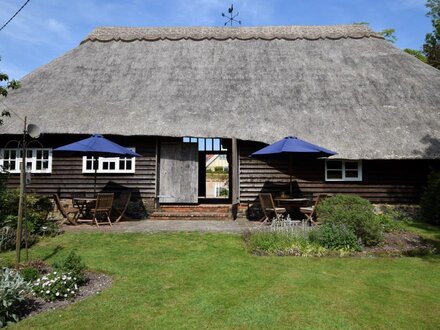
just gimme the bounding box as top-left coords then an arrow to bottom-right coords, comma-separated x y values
183,137 -> 226,152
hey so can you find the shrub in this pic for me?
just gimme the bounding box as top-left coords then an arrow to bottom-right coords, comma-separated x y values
54,251 -> 87,284
0,226 -> 38,252
20,267 -> 40,283
317,194 -> 383,246
309,223 -> 362,252
0,268 -> 30,327
0,190 -> 53,233
0,189 -> 57,251
247,230 -> 328,257
375,214 -> 404,233
32,271 -> 79,302
420,171 -> 440,225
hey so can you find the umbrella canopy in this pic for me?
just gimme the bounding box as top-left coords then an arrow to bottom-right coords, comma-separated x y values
54,135 -> 141,194
54,134 -> 141,157
250,136 -> 337,158
250,136 -> 337,196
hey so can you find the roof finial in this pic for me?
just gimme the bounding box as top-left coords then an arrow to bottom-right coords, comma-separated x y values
221,4 -> 242,27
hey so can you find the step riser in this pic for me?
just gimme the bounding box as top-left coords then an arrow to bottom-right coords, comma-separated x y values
150,216 -> 232,220
158,208 -> 230,213
150,213 -> 232,220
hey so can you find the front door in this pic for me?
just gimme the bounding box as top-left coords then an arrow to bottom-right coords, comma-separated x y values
159,142 -> 198,203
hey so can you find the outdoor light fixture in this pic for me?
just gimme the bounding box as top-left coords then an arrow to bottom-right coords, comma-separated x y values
3,116 -> 41,267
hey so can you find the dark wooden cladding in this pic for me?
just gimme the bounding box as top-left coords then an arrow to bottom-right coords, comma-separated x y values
239,141 -> 440,204
1,134 -> 156,199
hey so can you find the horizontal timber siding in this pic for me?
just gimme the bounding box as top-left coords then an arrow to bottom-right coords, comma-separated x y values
239,141 -> 440,204
1,134 -> 156,199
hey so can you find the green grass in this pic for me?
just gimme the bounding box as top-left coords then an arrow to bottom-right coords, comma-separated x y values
1,229 -> 440,330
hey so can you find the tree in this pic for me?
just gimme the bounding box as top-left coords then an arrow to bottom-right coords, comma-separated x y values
0,59 -> 20,126
379,28 -> 397,43
353,23 -> 398,43
424,0 -> 440,69
404,48 -> 428,63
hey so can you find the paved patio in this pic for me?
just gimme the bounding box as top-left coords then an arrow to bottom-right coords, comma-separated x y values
63,219 -> 261,234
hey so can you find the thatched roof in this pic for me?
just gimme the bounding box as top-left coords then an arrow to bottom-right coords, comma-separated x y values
2,25 -> 440,159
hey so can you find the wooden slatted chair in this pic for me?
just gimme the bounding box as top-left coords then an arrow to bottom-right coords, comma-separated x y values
53,194 -> 79,225
92,193 -> 114,227
299,194 -> 330,226
112,191 -> 132,223
259,193 -> 286,225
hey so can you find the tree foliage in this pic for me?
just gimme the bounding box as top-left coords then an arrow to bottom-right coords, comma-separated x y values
424,0 -> 440,69
0,59 -> 20,126
379,28 -> 398,43
404,48 -> 428,63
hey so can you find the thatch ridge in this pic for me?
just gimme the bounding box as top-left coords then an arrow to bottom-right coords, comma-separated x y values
81,25 -> 384,44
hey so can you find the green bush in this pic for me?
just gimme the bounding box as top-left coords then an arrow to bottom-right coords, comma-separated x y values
247,230 -> 328,256
20,267 -> 39,283
309,223 -> 362,252
420,171 -> 440,225
54,251 -> 87,284
32,271 -> 79,302
317,194 -> 383,246
0,226 -> 38,252
0,189 -> 57,251
0,268 -> 30,327
375,213 -> 404,233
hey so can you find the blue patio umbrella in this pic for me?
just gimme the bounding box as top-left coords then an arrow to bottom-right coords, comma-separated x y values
54,135 -> 141,194
250,136 -> 337,196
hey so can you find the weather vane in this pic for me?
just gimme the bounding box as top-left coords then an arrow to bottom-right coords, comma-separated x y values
222,4 -> 241,26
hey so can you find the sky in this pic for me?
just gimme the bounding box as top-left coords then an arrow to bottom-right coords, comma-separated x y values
0,0 -> 433,79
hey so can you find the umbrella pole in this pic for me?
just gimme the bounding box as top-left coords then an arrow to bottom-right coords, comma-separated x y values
94,156 -> 98,196
289,156 -> 293,197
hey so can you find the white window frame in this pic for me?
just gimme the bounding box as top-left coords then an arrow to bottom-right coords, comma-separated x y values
82,148 -> 136,174
0,148 -> 53,174
325,160 -> 362,182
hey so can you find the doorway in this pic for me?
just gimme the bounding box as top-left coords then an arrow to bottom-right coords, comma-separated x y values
158,137 -> 232,205
184,137 -> 232,203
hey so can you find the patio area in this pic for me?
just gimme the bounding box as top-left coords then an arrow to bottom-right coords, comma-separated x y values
62,219 -> 261,234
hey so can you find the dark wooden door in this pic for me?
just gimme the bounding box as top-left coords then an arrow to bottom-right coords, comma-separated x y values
159,143 -> 198,203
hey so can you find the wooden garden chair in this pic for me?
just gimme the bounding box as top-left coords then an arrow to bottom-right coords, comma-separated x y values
53,193 -> 79,225
299,194 -> 330,226
91,193 -> 114,227
112,191 -> 131,223
258,193 -> 286,225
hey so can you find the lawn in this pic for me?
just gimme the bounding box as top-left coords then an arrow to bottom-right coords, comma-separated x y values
1,225 -> 440,329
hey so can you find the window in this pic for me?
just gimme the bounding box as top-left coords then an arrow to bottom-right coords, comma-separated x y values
82,148 -> 136,173
325,160 -> 362,181
183,137 -> 226,152
0,148 -> 52,174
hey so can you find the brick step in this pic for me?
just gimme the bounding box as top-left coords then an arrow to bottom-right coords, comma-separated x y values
149,212 -> 232,220
158,205 -> 231,213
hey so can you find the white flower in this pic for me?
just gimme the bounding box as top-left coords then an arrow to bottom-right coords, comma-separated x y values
46,290 -> 50,294
56,292 -> 59,296
74,284 -> 78,290
67,288 -> 70,292
53,271 -> 57,275
63,281 -> 66,284
64,294 -> 67,297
